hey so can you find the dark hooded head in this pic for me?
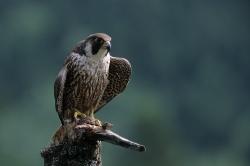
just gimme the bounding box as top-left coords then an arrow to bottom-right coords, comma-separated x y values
73,33 -> 111,57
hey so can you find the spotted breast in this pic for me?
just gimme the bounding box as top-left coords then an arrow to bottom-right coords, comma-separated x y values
62,52 -> 109,121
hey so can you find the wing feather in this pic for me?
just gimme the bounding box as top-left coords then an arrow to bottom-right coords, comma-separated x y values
95,56 -> 132,112
54,66 -> 68,124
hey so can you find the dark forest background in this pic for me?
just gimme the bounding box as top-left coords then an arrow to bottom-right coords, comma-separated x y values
0,0 -> 250,166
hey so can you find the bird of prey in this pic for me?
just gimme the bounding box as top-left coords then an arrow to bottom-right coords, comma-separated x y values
54,33 -> 131,125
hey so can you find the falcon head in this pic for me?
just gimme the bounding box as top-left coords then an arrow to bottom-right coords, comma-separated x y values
73,33 -> 111,58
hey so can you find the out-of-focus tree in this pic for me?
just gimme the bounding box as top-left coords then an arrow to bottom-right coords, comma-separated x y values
0,1 -> 249,166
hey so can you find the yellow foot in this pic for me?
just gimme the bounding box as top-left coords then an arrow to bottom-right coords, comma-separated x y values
73,110 -> 102,126
74,111 -> 87,120
94,119 -> 102,127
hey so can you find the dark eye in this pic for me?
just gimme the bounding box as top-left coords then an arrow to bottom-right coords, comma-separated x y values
94,38 -> 99,43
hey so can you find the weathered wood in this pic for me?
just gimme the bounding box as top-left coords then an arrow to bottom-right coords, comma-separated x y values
41,117 -> 145,166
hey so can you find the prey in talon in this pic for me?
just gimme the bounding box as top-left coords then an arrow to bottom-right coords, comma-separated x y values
53,33 -> 132,141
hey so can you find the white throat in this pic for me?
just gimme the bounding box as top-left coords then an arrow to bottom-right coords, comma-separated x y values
79,52 -> 111,74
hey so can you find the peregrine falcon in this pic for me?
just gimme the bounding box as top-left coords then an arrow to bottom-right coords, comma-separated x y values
54,33 -> 131,125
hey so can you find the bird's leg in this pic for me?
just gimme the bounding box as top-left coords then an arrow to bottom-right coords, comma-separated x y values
73,109 -> 102,126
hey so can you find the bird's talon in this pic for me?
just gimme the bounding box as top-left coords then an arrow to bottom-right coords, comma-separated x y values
74,111 -> 87,120
94,119 -> 102,126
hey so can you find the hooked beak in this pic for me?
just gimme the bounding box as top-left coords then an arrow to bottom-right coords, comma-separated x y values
103,41 -> 111,52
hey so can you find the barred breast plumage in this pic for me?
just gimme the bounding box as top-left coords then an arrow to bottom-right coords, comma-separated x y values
61,52 -> 109,121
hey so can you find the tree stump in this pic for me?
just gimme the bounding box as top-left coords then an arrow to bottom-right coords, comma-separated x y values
41,116 -> 145,166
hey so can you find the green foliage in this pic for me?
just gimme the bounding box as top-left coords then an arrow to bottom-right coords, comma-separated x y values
0,0 -> 249,166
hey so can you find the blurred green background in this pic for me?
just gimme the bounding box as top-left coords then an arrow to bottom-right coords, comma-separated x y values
0,0 -> 250,166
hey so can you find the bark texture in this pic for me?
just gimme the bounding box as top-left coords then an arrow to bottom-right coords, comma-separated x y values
41,117 -> 145,166
41,139 -> 101,166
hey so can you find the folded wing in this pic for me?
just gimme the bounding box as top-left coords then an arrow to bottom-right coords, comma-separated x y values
54,66 -> 68,124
